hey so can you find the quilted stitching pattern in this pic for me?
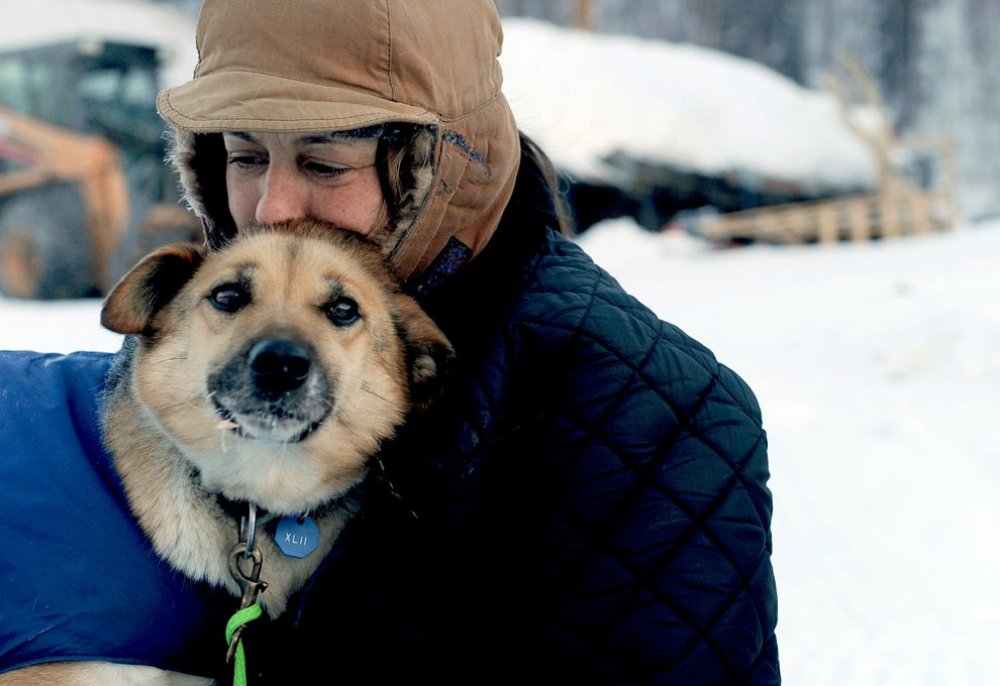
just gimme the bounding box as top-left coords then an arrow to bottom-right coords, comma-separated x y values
436,230 -> 779,684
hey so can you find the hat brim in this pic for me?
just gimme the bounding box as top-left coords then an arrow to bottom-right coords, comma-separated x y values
158,70 -> 439,133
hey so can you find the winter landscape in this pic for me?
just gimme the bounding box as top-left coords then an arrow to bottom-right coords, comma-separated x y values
2,3 -> 999,684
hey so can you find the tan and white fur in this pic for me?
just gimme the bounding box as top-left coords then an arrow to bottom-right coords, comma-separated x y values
1,220 -> 452,686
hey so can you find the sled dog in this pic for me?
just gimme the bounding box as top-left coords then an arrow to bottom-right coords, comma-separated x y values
2,220 -> 452,685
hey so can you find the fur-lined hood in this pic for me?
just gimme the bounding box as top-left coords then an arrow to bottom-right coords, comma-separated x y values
157,0 -> 521,282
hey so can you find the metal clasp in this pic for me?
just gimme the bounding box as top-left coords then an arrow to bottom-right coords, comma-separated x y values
229,544 -> 267,608
226,502 -> 269,664
226,543 -> 268,663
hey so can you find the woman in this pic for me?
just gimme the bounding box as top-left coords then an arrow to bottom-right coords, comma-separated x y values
162,1 -> 779,683
153,1 -> 779,684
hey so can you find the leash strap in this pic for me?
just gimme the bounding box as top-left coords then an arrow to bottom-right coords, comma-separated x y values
225,602 -> 263,686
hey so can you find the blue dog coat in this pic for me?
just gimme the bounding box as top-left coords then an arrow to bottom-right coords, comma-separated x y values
0,350 -> 231,678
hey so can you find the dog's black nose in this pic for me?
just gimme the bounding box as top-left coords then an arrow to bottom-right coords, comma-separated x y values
248,339 -> 311,396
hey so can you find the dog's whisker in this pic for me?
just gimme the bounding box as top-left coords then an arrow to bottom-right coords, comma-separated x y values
156,396 -> 209,413
149,354 -> 189,366
359,384 -> 404,412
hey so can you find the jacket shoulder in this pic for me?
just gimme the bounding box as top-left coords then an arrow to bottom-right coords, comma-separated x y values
512,230 -> 762,421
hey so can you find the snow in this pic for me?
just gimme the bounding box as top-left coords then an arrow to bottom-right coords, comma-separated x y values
2,5 -> 999,684
0,0 -> 197,88
500,18 -> 878,191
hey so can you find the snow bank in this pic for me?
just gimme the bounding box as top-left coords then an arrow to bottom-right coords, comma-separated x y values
500,18 -> 877,191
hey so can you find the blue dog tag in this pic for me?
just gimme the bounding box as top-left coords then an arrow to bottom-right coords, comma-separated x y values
275,515 -> 320,558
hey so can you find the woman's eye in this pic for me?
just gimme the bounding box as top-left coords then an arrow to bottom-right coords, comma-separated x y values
226,153 -> 267,170
325,297 -> 360,327
303,158 -> 350,178
209,283 -> 251,313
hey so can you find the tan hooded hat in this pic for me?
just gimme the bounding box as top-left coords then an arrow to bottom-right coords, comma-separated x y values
157,0 -> 521,281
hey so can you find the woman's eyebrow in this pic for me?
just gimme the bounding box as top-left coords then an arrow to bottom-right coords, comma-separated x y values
224,131 -> 258,143
297,133 -> 376,147
299,133 -> 337,145
224,131 -> 374,148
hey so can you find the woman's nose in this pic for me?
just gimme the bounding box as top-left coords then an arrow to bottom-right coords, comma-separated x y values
255,167 -> 308,225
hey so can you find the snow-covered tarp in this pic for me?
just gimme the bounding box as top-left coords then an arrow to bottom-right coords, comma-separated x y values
500,18 -> 877,193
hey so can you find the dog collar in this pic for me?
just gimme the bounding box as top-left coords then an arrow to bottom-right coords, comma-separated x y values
216,495 -> 319,559
216,493 -> 265,524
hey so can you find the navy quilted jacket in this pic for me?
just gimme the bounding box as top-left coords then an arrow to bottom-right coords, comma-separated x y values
253,159 -> 780,685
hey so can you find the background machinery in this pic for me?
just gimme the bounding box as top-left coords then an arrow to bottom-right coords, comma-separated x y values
0,38 -> 199,299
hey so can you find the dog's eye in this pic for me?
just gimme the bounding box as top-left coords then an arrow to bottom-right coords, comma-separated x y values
326,297 -> 360,327
209,283 -> 250,313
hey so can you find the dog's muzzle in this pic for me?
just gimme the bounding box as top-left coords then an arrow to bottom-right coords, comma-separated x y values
209,337 -> 332,443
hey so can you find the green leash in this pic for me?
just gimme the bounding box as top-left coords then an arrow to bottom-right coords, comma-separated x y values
225,602 -> 263,686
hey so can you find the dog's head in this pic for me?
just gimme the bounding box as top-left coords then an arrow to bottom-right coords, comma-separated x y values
101,220 -> 453,514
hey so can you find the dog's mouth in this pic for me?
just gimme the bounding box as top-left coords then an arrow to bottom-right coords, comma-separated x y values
208,337 -> 333,444
211,397 -> 329,444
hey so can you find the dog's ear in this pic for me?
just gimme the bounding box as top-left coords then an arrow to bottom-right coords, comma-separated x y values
392,295 -> 455,411
101,242 -> 205,335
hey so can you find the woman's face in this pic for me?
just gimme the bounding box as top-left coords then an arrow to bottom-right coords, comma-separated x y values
223,131 -> 387,235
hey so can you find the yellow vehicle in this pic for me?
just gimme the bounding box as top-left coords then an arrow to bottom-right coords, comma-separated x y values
0,39 -> 199,299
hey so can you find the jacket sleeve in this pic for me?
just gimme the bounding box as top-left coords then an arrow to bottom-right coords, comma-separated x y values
506,247 -> 780,684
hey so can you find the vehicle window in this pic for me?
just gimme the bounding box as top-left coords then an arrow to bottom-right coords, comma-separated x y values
26,60 -> 72,128
120,68 -> 157,107
78,63 -> 162,154
80,66 -> 157,109
0,58 -> 32,114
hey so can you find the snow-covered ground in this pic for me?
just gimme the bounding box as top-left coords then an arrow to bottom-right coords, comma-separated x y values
3,3 -> 998,683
